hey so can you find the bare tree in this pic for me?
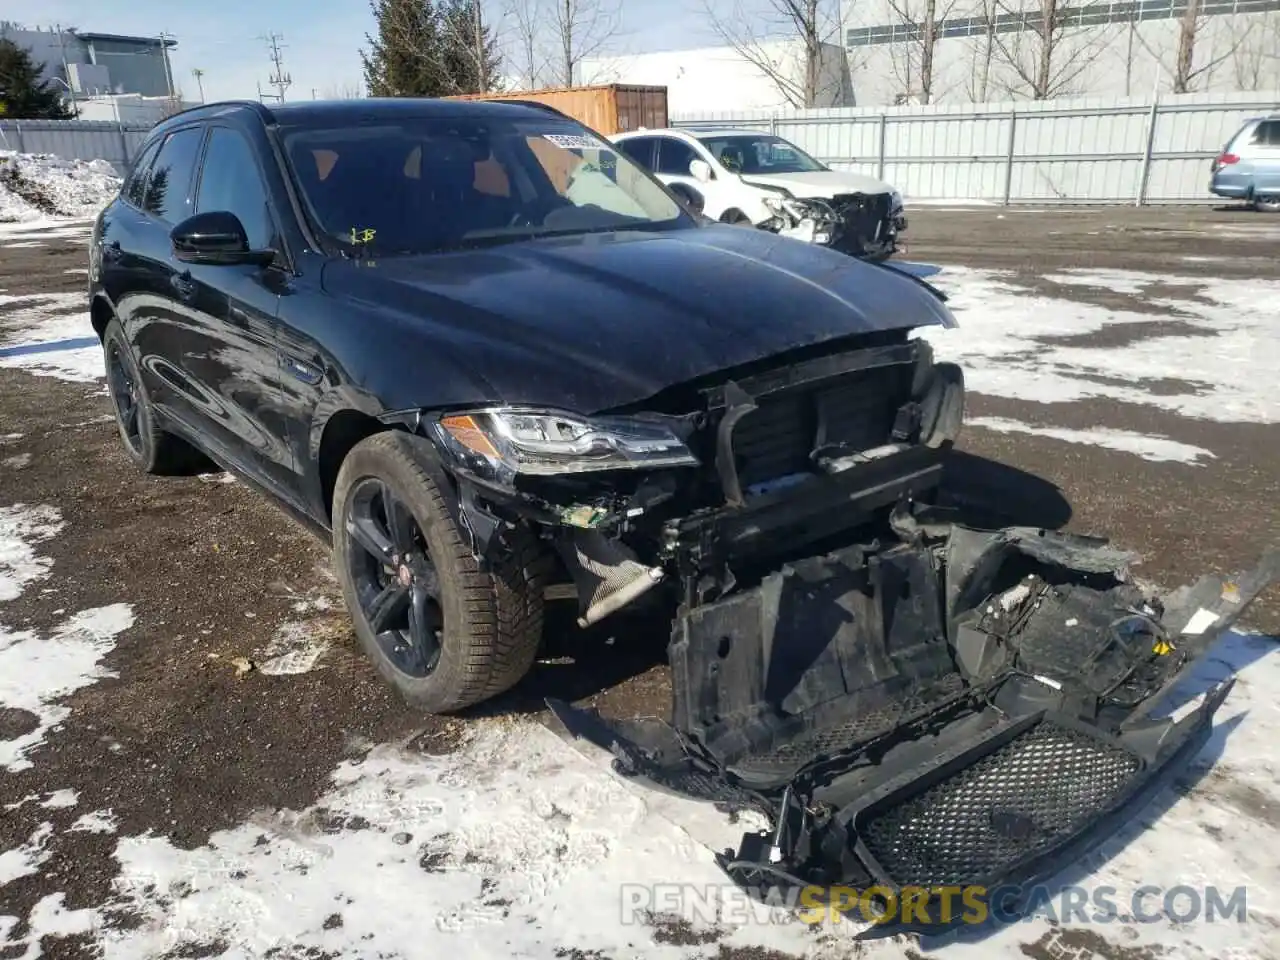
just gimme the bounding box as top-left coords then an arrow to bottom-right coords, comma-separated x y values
1134,0 -> 1243,94
702,0 -> 845,108
1227,11 -> 1280,91
990,0 -> 1112,100
549,0 -> 623,86
964,0 -> 999,102
504,0 -> 546,87
883,0 -> 959,104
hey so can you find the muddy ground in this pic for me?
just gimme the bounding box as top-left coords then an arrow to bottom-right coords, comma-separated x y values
0,205 -> 1277,960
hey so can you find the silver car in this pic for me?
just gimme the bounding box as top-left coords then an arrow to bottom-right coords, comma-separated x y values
1210,116 -> 1280,212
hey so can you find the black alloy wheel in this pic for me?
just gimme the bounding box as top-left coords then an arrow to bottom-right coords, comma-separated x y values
343,476 -> 445,678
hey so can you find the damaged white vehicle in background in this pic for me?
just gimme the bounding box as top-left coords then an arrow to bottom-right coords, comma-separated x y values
610,126 -> 906,260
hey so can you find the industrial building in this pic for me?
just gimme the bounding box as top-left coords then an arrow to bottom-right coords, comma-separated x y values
582,0 -> 1279,112
0,22 -> 178,101
844,0 -> 1280,105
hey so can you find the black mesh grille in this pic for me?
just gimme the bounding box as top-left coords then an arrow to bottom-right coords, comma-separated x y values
730,365 -> 910,487
860,723 -> 1140,888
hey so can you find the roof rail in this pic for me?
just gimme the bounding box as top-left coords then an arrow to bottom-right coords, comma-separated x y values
153,99 -> 268,128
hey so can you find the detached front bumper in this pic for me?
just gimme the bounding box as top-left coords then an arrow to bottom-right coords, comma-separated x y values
550,527 -> 1278,935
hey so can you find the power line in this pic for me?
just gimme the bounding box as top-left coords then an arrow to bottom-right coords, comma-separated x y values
258,32 -> 292,102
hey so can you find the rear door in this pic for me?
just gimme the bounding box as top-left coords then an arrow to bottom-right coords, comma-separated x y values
172,123 -> 298,500
108,127 -> 205,405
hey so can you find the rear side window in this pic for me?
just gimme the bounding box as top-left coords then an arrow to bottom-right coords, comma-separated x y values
195,127 -> 276,250
142,127 -> 205,223
615,136 -> 656,169
655,138 -> 700,176
1252,121 -> 1280,146
123,139 -> 162,208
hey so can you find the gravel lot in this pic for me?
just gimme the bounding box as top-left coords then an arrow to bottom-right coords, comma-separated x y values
1,205 -> 1277,960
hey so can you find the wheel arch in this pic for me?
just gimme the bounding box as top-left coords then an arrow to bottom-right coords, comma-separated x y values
90,294 -> 116,341
316,408 -> 398,522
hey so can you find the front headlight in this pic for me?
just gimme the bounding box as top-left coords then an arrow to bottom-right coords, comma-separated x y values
431,407 -> 699,479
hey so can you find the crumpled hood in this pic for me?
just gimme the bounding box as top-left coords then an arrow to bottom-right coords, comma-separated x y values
321,223 -> 952,414
741,169 -> 897,200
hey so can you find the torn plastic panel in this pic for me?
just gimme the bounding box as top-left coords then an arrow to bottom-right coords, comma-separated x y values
549,525 -> 1278,935
759,192 -> 903,259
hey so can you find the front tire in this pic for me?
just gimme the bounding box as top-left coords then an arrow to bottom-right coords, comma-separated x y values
332,432 -> 549,713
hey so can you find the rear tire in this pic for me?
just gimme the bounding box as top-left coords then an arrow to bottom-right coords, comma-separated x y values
102,319 -> 203,475
332,432 -> 550,714
721,209 -> 754,226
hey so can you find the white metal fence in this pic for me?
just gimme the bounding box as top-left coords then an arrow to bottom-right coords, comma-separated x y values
0,119 -> 153,174
3,91 -> 1279,202
672,90 -> 1280,204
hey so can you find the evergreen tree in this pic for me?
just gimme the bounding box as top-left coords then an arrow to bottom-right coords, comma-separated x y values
0,40 -> 73,120
439,0 -> 503,95
360,0 -> 448,97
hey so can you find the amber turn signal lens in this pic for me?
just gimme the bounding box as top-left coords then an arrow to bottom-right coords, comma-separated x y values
439,414 -> 501,459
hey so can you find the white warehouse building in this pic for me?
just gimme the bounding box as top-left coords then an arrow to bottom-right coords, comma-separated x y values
844,0 -> 1280,104
580,0 -> 1280,111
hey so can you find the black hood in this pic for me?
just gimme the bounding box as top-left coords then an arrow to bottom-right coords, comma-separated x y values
321,223 -> 955,414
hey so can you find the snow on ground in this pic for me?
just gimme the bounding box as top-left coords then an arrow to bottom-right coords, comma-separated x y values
0,151 -> 119,224
2,627 -> 1275,959
0,604 -> 135,772
922,266 -> 1280,425
0,291 -> 101,384
966,416 -> 1215,465
254,620 -> 334,676
0,504 -> 63,602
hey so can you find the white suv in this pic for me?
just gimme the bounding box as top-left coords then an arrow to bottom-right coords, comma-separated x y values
610,127 -> 906,260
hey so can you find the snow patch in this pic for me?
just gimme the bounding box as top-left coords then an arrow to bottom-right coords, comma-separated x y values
0,823 -> 54,886
968,416 -> 1216,464
0,151 -> 119,223
3,453 -> 32,469
0,604 -> 135,771
70,809 -> 119,835
0,292 -> 102,383
255,621 -> 332,676
0,503 -> 63,602
925,266 -> 1280,424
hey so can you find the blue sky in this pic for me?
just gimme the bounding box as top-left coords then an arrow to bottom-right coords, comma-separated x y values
4,0 -> 727,103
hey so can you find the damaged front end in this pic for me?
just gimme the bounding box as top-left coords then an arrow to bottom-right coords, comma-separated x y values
550,523 -> 1277,935
760,191 -> 906,260
404,327 -> 1276,936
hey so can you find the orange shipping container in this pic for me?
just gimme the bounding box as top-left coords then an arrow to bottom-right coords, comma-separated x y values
444,84 -> 668,136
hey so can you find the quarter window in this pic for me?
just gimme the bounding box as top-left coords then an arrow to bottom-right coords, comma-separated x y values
142,127 -> 205,223
123,139 -> 162,208
195,128 -> 276,250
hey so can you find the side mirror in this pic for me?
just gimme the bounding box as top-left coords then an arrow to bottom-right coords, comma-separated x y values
171,211 -> 275,267
689,159 -> 712,183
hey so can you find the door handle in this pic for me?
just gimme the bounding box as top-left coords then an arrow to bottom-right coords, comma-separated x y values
170,271 -> 196,302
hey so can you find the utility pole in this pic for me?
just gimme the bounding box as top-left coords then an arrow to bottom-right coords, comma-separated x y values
53,23 -> 79,116
192,68 -> 206,103
259,32 -> 292,102
158,31 -> 176,101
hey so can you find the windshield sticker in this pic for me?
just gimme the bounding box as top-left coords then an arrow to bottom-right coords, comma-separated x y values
542,133 -> 603,150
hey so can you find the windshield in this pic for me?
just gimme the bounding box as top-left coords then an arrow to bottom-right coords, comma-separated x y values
695,134 -> 828,175
282,116 -> 689,256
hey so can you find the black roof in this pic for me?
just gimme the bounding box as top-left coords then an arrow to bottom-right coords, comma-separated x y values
152,97 -> 570,135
